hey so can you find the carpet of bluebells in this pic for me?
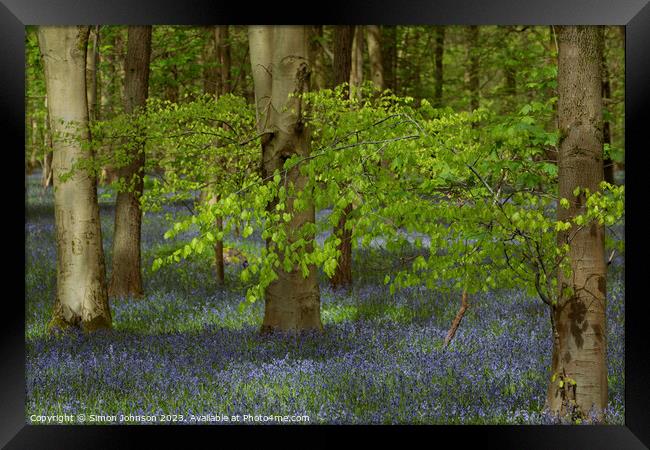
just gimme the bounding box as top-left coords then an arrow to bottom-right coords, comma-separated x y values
25,173 -> 625,425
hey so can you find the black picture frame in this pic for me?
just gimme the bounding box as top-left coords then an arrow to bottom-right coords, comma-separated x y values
4,0 -> 649,448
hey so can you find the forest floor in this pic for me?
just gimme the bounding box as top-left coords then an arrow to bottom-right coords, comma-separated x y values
25,173 -> 625,425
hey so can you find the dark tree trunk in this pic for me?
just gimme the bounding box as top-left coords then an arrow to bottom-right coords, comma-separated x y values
202,25 -> 232,286
331,25 -> 356,291
108,26 -> 152,299
547,25 -> 607,420
433,26 -> 445,107
333,26 -> 355,90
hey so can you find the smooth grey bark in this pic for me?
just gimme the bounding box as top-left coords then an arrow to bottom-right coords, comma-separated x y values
249,26 -> 322,332
38,25 -> 112,331
108,25 -> 152,299
547,25 -> 607,419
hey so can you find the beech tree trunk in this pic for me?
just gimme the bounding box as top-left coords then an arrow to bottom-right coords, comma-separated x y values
108,26 -> 152,299
366,25 -> 384,91
249,26 -> 322,332
433,26 -> 445,107
547,25 -> 608,420
38,26 -> 112,331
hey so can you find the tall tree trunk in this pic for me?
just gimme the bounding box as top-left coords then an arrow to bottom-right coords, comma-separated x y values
38,26 -> 112,332
433,26 -> 445,107
547,25 -> 607,420
202,26 -> 226,286
601,50 -> 615,185
330,25 -> 356,291
350,26 -> 364,100
108,26 -> 152,299
249,26 -> 322,332
466,26 -> 480,112
366,25 -> 384,91
333,26 -> 355,91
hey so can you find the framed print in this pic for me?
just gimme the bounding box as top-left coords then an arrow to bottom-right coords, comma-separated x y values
4,0 -> 650,448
